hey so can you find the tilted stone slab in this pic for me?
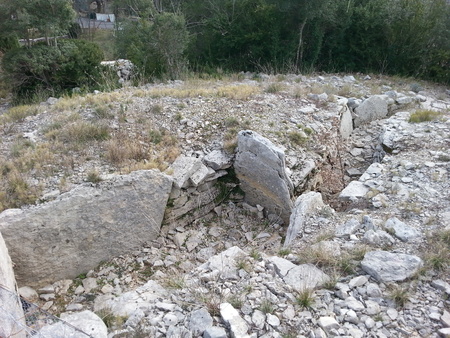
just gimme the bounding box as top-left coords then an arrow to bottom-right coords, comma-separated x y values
235,130 -> 293,225
284,192 -> 324,246
0,170 -> 172,287
361,251 -> 423,282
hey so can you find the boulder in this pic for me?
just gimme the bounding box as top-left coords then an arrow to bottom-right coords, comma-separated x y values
0,170 -> 172,287
354,95 -> 388,127
284,192 -> 324,246
0,232 -> 26,338
234,130 -> 293,224
361,251 -> 423,282
188,308 -> 213,335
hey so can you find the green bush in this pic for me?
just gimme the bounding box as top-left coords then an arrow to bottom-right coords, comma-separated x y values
2,40 -> 104,102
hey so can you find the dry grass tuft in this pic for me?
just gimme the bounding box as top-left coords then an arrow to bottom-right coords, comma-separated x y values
0,105 -> 41,124
409,110 -> 443,123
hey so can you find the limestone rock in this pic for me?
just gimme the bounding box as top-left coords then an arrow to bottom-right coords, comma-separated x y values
18,286 -> 38,302
318,316 -> 340,333
188,308 -> 213,335
284,192 -> 324,246
339,181 -> 369,200
203,150 -> 233,170
0,232 -> 25,338
339,102 -> 353,138
204,326 -> 228,338
220,302 -> 250,338
0,170 -> 172,287
384,217 -> 421,242
235,130 -> 293,225
38,310 -> 107,338
335,218 -> 361,238
269,256 -> 330,291
361,251 -> 423,282
354,95 -> 388,127
170,155 -> 203,188
197,246 -> 246,280
95,280 -> 168,317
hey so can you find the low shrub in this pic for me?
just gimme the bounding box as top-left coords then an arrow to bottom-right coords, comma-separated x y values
409,110 -> 442,123
2,40 -> 104,102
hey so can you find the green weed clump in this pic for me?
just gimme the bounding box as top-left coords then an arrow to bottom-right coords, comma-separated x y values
409,110 -> 442,123
296,289 -> 315,309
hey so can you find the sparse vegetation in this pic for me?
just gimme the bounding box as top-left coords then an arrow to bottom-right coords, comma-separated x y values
95,308 -> 128,329
288,132 -> 308,146
86,170 -> 102,184
278,248 -> 291,257
296,289 -> 315,309
388,284 -> 411,308
259,299 -> 274,314
422,229 -> 450,274
409,110 -> 443,123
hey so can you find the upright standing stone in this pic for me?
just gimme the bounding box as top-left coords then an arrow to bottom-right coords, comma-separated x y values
0,232 -> 26,338
234,130 -> 293,224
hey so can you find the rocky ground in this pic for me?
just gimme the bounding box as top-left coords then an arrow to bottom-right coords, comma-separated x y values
1,73 -> 450,337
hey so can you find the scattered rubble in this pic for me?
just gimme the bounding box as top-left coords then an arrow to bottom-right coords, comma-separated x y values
0,73 -> 449,337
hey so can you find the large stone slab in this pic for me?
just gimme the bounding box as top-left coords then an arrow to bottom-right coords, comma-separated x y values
0,232 -> 26,338
361,251 -> 423,282
354,95 -> 388,127
0,170 -> 172,287
234,130 -> 293,224
284,192 -> 324,246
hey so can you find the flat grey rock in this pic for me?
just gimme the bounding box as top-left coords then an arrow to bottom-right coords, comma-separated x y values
39,310 -> 107,338
361,251 -> 423,282
339,181 -> 369,199
384,217 -> 421,242
189,308 -> 213,335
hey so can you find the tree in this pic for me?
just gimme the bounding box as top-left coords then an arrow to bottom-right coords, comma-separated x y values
115,12 -> 189,79
0,0 -> 76,46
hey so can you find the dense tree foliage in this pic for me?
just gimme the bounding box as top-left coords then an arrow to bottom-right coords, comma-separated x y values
114,1 -> 189,79
177,0 -> 449,83
0,0 -> 75,47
